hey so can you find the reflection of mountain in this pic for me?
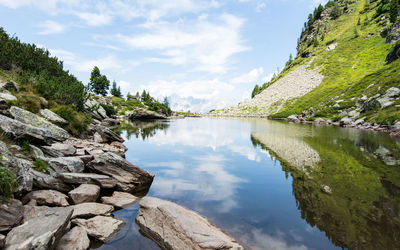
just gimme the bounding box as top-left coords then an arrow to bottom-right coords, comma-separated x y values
251,123 -> 400,250
115,120 -> 170,141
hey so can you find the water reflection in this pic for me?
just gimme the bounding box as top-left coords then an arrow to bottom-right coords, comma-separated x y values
115,120 -> 169,140
104,118 -> 400,250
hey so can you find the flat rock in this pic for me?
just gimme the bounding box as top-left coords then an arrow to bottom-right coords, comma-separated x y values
40,156 -> 84,175
69,184 -> 100,204
5,206 -> 72,250
43,143 -> 76,156
56,226 -> 90,250
92,125 -> 124,143
22,190 -> 69,207
71,202 -> 114,219
31,169 -> 71,193
136,197 -> 244,250
40,109 -> 68,125
0,92 -> 17,101
59,172 -> 111,185
72,216 -> 125,243
0,199 -> 23,232
84,99 -> 108,120
101,191 -> 139,208
30,145 -> 44,158
9,106 -> 69,142
87,152 -> 154,193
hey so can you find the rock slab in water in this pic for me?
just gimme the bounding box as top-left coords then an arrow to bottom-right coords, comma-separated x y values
5,206 -> 73,250
71,202 -> 114,219
87,152 -> 154,192
69,184 -> 100,204
0,199 -> 23,232
72,216 -> 125,243
136,197 -> 244,250
56,226 -> 90,250
101,191 -> 139,208
22,189 -> 69,207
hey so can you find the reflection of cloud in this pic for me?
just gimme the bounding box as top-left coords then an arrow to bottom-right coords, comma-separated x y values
147,155 -> 246,213
238,229 -> 308,250
228,144 -> 261,162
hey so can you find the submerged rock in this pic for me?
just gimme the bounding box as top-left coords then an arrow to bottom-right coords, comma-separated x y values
136,197 -> 244,250
56,226 -> 90,250
72,216 -> 125,243
101,191 -> 139,208
5,206 -> 73,250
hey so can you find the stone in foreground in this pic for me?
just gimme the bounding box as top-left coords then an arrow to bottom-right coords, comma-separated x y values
5,206 -> 73,250
22,189 -> 69,207
0,199 -> 23,232
72,216 -> 125,243
71,202 -> 114,219
136,197 -> 244,250
101,191 -> 139,208
56,226 -> 90,250
69,184 -> 100,204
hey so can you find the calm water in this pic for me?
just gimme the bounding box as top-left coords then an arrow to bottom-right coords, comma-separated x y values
99,117 -> 400,250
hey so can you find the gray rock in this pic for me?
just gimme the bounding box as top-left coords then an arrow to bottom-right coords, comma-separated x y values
0,140 -> 7,153
71,202 -> 114,219
100,118 -> 120,128
386,21 -> 400,43
56,226 -> 90,250
30,145 -> 44,158
84,99 -> 108,120
339,117 -> 353,126
362,98 -> 381,111
69,184 -> 100,204
31,170 -> 71,192
314,118 -> 325,124
43,143 -> 76,156
393,121 -> 400,130
87,152 -> 154,193
39,97 -> 48,108
22,190 -> 69,207
385,87 -> 400,98
93,132 -> 103,143
354,118 -> 365,125
136,197 -> 244,250
101,191 -> 139,208
0,81 -> 19,92
127,108 -> 166,120
11,158 -> 34,193
325,42 -> 338,51
40,109 -> 68,125
5,206 -> 73,250
40,146 -> 65,157
92,125 -> 124,143
72,216 -> 125,243
59,172 -> 111,185
9,106 -> 69,142
0,199 -> 23,232
40,156 -> 84,175
361,95 -> 368,101
0,92 -> 17,101
381,101 -> 394,109
321,185 -> 332,194
286,115 -> 299,122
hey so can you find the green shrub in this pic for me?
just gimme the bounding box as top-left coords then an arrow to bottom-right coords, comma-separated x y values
33,158 -> 49,173
18,94 -> 41,113
52,105 -> 92,135
19,140 -> 32,152
0,156 -> 17,199
100,103 -> 116,117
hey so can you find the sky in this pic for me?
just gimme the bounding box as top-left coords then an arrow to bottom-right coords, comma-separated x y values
0,0 -> 327,113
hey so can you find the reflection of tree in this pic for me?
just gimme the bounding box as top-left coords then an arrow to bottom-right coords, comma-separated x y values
251,128 -> 400,250
115,120 -> 170,141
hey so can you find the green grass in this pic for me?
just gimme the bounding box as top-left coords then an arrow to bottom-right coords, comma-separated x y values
0,155 -> 18,199
33,158 -> 49,173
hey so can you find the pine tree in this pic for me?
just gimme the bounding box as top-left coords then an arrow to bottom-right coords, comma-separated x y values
88,66 -> 110,96
251,85 -> 260,98
390,0 -> 399,23
163,97 -> 170,107
110,81 -> 122,97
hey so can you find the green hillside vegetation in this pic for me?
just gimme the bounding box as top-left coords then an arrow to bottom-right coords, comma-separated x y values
251,0 -> 400,125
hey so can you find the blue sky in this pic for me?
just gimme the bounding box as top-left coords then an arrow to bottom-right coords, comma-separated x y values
0,0 -> 326,112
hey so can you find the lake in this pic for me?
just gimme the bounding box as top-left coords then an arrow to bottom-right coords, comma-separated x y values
99,117 -> 400,250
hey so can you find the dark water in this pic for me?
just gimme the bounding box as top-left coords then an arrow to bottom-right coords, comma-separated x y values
99,117 -> 400,250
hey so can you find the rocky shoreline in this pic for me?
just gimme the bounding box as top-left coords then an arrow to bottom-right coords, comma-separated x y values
0,82 -> 244,249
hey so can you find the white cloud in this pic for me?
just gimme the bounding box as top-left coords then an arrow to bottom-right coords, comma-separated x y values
256,2 -> 266,12
117,13 -> 248,74
74,12 -> 112,26
231,67 -> 264,84
37,20 -> 65,35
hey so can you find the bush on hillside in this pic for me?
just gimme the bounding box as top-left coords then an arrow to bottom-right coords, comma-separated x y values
52,105 -> 92,135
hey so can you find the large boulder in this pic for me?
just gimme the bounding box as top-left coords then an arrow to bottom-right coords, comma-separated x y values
71,202 -> 114,219
84,99 -> 108,120
0,114 -> 66,145
9,106 -> 69,142
56,226 -> 90,250
0,199 -> 23,232
0,92 -> 17,101
40,109 -> 68,125
22,190 -> 69,207
136,197 -> 244,250
72,216 -> 125,243
31,170 -> 71,193
69,184 -> 100,204
92,125 -> 124,143
40,156 -> 84,176
127,108 -> 166,120
5,206 -> 73,250
101,191 -> 139,208
87,152 -> 154,193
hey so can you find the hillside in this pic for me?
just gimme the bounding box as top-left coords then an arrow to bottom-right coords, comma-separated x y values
211,0 -> 400,126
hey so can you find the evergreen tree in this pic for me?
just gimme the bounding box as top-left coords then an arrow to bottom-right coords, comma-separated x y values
110,81 -> 122,97
251,85 -> 260,99
390,0 -> 399,23
163,97 -> 170,107
330,3 -> 342,19
88,66 -> 109,96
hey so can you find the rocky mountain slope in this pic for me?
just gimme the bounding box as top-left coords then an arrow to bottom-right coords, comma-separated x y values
211,0 -> 400,127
